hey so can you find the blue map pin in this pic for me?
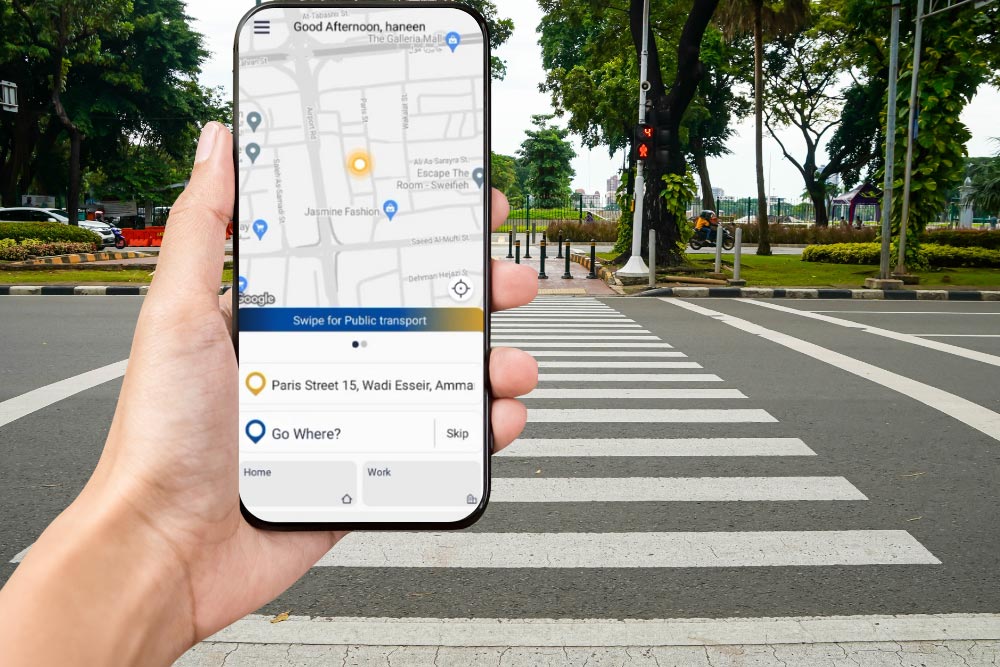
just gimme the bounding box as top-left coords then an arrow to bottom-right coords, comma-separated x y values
253,219 -> 269,240
245,420 -> 266,444
383,200 -> 399,221
238,276 -> 249,293
446,32 -> 461,52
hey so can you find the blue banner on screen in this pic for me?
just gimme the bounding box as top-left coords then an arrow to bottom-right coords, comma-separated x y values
239,308 -> 484,332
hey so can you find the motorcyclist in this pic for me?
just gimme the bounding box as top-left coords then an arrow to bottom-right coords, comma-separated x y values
694,210 -> 719,243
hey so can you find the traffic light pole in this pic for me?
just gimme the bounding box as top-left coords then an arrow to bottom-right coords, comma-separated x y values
618,0 -> 652,279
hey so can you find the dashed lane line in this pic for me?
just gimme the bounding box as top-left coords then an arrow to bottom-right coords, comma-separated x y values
0,360 -> 128,429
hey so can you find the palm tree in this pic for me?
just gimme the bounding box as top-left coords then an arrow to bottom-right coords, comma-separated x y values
714,0 -> 809,255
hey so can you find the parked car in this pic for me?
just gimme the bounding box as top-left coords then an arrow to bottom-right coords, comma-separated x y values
0,207 -> 119,248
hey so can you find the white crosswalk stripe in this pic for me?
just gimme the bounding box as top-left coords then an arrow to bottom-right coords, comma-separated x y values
499,437 -> 817,457
524,388 -> 746,399
539,373 -> 723,382
537,361 -> 701,368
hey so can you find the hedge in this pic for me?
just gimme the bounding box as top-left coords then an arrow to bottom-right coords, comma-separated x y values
922,229 -> 1000,250
737,223 -> 878,245
541,220 -> 619,243
803,242 -> 1000,268
0,222 -> 101,245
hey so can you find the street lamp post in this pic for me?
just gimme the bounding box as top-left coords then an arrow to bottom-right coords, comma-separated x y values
879,0 -> 902,281
618,0 -> 652,279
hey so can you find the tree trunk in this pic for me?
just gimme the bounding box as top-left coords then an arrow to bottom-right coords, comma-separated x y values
809,186 -> 830,226
753,0 -> 771,255
67,128 -> 82,225
693,146 -> 716,212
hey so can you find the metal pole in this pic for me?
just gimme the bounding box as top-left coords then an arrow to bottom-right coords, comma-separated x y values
897,0 -> 925,276
879,0 -> 901,280
532,221 -> 537,244
714,225 -> 723,274
563,240 -> 573,279
557,230 -> 564,258
539,235 -> 548,280
506,228 -> 514,259
734,228 -> 743,282
523,230 -> 531,259
618,0 -> 652,278
588,240 -> 598,279
648,229 -> 656,288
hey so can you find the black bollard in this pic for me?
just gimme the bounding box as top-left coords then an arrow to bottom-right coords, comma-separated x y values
515,240 -> 521,264
557,230 -> 564,258
587,239 -> 598,279
506,229 -> 514,259
562,240 -> 573,279
523,230 -> 531,259
538,236 -> 548,280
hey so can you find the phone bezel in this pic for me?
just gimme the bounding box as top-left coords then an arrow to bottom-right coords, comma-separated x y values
232,1 -> 493,532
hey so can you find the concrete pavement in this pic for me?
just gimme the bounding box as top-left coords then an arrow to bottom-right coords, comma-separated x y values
2,297 -> 1000,665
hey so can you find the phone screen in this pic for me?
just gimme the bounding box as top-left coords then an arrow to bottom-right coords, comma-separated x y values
235,3 -> 489,527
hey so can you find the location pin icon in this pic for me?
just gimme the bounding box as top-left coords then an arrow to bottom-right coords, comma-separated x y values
245,420 -> 266,444
253,219 -> 269,240
246,143 -> 261,164
472,168 -> 485,190
383,200 -> 399,221
247,112 -> 262,133
246,372 -> 267,396
446,32 -> 461,52
238,276 -> 249,293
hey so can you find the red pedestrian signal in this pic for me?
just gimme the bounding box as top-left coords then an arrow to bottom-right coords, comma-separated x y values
635,124 -> 654,162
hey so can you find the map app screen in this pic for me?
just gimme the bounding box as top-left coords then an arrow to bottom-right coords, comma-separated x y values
236,4 -> 489,526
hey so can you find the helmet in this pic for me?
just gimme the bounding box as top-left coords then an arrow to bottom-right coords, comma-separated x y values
700,210 -> 717,220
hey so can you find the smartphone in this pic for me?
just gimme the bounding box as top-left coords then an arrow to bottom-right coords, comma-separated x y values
233,2 -> 491,530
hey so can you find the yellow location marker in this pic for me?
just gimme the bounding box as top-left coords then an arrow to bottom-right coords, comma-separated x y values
347,150 -> 373,178
246,372 -> 267,396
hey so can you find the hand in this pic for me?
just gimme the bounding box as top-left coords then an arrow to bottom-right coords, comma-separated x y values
0,122 -> 539,666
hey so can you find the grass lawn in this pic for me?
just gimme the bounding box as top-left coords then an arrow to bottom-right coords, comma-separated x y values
598,252 -> 1000,289
0,268 -> 234,285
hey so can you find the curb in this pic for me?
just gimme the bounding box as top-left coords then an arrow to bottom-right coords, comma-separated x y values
10,251 -> 154,266
0,286 -> 233,296
638,287 -> 1000,300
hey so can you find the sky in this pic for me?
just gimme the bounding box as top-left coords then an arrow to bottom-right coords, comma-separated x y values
189,1 -> 1000,203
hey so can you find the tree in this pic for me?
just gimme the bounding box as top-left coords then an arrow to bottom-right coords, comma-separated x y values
490,152 -> 523,205
8,0 -> 132,224
971,143 -> 1000,217
763,31 -> 854,226
458,0 -> 515,80
517,115 -> 576,203
714,0 -> 809,254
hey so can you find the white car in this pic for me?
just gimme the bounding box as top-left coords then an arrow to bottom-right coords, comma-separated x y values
0,207 -> 117,248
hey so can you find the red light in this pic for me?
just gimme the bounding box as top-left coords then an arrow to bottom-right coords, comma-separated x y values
642,126 -> 654,138
638,143 -> 650,159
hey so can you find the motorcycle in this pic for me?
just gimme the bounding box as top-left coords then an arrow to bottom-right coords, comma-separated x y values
689,225 -> 736,251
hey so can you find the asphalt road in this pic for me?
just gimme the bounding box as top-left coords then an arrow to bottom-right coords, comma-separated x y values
2,296 -> 999,656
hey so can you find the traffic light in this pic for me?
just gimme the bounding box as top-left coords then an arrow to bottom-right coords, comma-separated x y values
634,124 -> 654,162
650,108 -> 671,168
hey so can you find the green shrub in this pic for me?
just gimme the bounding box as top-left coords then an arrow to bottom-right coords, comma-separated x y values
540,220 -> 619,243
0,238 -> 16,250
0,222 -> 101,246
803,242 -> 1000,268
802,242 -> 882,264
738,223 -> 878,245
20,240 -> 98,257
922,229 -> 1000,250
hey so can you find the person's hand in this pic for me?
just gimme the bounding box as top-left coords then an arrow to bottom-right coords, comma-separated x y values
0,122 -> 539,666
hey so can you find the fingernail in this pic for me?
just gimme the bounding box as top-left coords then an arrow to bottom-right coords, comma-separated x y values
195,123 -> 219,164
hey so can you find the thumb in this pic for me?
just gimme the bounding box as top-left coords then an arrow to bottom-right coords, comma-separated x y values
148,122 -> 234,306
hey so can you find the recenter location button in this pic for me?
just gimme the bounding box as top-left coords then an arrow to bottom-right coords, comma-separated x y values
363,461 -> 483,507
241,461 -> 357,507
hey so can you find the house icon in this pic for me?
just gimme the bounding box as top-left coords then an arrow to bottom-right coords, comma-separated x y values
342,494 -> 353,505
466,494 -> 478,505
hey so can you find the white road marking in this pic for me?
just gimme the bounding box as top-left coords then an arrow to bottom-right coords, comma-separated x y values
525,351 -> 686,357
0,360 -> 128,428
666,298 -> 1000,442
525,389 -> 745,399
492,317 -> 631,322
912,334 -> 1000,338
528,409 -> 777,423
741,299 -> 1000,367
313,531 -> 938,567
206,613 -> 1000,647
492,324 -> 644,329
811,311 -> 1000,315
540,373 -> 722,382
500,437 -> 816,457
501,343 -> 675,348
492,328 -> 652,334
493,335 -> 661,341
538,361 -> 701,368
491,477 -> 865,501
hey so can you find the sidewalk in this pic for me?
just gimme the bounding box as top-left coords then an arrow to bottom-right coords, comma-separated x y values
492,244 -> 617,296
